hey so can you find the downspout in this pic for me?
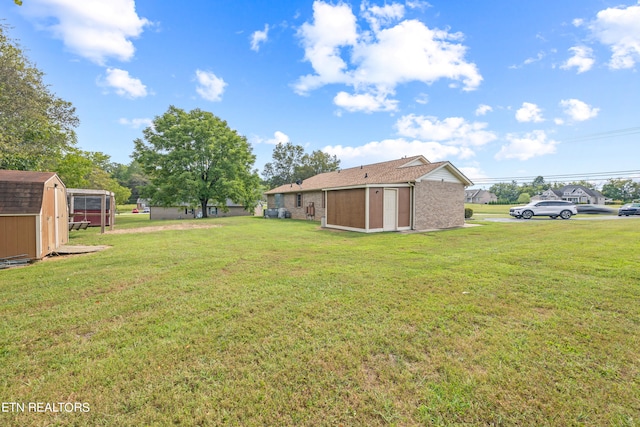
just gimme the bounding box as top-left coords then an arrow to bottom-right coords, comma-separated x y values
408,182 -> 415,230
365,186 -> 370,232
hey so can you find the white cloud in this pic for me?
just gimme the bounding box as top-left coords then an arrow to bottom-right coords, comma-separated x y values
406,1 -> 432,11
524,51 -> 545,65
334,90 -> 399,113
118,117 -> 153,129
560,99 -> 599,121
361,1 -> 405,33
515,102 -> 544,123
323,138 -> 472,165
195,70 -> 227,102
322,113 -> 497,165
475,104 -> 493,116
395,114 -> 497,147
415,93 -> 429,105
495,130 -> 558,161
250,24 -> 269,52
268,131 -> 291,145
458,164 -> 488,181
22,0 -> 150,65
588,2 -> 640,69
294,1 -> 482,113
101,68 -> 147,98
572,18 -> 584,27
561,46 -> 595,73
252,131 -> 291,145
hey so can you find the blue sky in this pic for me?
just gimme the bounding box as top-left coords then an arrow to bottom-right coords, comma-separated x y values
3,0 -> 639,188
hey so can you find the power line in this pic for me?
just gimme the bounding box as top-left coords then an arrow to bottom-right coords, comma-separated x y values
471,170 -> 640,185
560,127 -> 640,143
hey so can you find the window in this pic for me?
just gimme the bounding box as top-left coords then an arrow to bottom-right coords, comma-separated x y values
296,193 -> 302,208
274,194 -> 284,208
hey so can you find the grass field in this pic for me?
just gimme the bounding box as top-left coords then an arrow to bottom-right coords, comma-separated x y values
1,213 -> 639,426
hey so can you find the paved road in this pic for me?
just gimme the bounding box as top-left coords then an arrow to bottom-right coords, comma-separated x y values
481,215 -> 640,223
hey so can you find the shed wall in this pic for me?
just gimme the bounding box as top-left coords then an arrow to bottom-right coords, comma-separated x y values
42,178 -> 68,256
368,188 -> 383,229
398,187 -> 411,228
0,216 -> 37,259
327,188 -> 366,229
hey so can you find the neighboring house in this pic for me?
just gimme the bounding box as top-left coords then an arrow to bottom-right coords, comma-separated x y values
538,185 -> 606,205
150,199 -> 253,220
465,189 -> 497,204
264,155 -> 473,233
136,198 -> 149,210
0,170 -> 68,260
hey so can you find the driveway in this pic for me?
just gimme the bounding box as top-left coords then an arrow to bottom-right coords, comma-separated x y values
481,215 -> 640,223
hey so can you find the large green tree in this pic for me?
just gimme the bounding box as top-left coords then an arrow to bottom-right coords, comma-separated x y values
133,106 -> 260,217
262,142 -> 340,188
0,24 -> 78,170
489,181 -> 520,203
54,150 -> 132,204
262,142 -> 304,188
601,178 -> 640,202
110,160 -> 150,204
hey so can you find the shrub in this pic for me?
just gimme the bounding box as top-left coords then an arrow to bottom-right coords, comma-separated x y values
464,207 -> 473,219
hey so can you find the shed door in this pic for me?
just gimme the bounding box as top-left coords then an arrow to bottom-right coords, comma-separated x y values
383,189 -> 397,231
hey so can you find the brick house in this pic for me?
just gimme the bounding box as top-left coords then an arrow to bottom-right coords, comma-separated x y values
537,185 -> 606,205
465,189 -> 497,204
264,155 -> 473,233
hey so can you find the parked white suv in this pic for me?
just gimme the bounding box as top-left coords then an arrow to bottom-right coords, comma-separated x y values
509,200 -> 578,220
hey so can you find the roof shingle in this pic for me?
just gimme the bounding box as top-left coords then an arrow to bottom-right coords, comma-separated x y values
0,170 -> 57,214
265,155 -> 471,194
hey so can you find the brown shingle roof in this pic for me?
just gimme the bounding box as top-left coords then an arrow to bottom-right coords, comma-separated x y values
0,170 -> 57,214
265,155 -> 472,194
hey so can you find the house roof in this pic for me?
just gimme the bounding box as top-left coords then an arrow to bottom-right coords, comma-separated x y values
265,155 -> 473,194
0,170 -> 59,215
560,185 -> 605,199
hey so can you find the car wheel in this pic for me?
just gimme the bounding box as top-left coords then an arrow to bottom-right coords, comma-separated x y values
560,210 -> 572,219
522,210 -> 533,219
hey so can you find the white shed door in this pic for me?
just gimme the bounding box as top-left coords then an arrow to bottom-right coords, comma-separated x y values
383,189 -> 397,231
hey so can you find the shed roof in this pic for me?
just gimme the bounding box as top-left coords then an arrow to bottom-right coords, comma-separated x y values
265,155 -> 473,194
0,170 -> 58,214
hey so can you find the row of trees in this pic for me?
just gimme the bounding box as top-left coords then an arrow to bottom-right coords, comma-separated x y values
489,176 -> 640,204
262,142 -> 340,188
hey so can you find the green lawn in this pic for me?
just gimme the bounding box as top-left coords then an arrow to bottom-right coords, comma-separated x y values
1,215 -> 639,426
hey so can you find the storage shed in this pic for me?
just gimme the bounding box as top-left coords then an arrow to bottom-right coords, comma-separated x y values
0,170 -> 69,260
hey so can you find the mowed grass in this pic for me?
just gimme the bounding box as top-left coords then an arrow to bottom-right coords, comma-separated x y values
1,215 -> 639,426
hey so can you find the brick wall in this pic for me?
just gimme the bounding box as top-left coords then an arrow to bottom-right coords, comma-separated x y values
414,180 -> 465,230
267,191 -> 325,221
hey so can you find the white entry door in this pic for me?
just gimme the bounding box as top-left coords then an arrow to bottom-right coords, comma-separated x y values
383,189 -> 397,231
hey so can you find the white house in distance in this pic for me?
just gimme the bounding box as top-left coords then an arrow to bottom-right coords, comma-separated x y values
535,185 -> 606,205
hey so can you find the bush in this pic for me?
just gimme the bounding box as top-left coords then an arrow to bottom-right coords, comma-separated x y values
464,207 -> 473,219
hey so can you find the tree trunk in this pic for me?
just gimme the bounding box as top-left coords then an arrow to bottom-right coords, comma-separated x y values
201,199 -> 208,218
